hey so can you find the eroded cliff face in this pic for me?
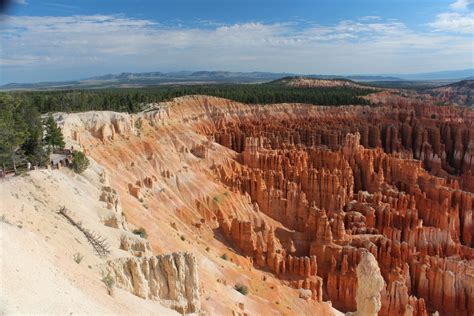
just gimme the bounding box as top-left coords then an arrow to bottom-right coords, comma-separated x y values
59,95 -> 473,315
108,250 -> 200,314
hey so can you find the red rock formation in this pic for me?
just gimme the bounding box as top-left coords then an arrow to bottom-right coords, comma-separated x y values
199,101 -> 473,315
67,96 -> 472,315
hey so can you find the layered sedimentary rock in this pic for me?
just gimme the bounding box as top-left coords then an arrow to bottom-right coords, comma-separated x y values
61,95 -> 473,315
108,251 -> 201,314
198,100 -> 473,315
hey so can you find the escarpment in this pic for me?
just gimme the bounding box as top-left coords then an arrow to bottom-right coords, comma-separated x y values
108,250 -> 200,314
60,95 -> 473,315
98,174 -> 201,314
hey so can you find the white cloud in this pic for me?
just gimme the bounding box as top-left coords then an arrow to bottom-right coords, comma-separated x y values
429,12 -> 474,33
359,16 -> 382,21
0,14 -> 472,82
13,0 -> 28,5
450,0 -> 472,10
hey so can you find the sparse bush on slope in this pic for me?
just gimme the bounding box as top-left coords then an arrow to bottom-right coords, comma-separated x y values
71,151 -> 90,174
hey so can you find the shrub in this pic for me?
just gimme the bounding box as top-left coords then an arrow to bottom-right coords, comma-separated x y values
180,235 -> 186,241
234,284 -> 249,295
205,246 -> 210,252
213,196 -> 220,204
132,227 -> 148,239
71,151 -> 90,174
0,214 -> 11,225
102,272 -> 115,295
73,252 -> 84,264
220,253 -> 228,260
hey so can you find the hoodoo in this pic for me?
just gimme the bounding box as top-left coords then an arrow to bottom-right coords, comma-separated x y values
348,251 -> 385,316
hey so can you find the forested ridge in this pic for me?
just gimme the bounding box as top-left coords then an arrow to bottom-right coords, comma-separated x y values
3,84 -> 373,114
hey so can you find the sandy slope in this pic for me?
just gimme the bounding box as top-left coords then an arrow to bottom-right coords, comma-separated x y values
0,167 -> 179,315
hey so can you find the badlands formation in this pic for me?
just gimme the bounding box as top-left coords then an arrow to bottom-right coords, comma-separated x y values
2,93 -> 474,315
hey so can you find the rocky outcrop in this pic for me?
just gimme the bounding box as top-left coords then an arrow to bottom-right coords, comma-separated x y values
107,252 -> 200,314
119,234 -> 152,255
347,251 -> 385,316
426,80 -> 474,107
100,185 -> 128,230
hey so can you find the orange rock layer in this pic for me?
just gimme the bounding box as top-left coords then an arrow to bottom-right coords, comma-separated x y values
198,102 -> 473,315
68,96 -> 473,315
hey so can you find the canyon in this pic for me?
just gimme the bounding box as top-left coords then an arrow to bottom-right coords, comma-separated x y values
2,92 -> 473,315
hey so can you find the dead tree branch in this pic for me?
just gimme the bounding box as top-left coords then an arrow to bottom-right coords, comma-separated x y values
58,206 -> 111,258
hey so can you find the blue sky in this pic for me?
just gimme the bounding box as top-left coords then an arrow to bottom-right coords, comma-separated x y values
0,0 -> 473,83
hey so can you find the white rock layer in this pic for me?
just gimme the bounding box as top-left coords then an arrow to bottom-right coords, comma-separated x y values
347,251 -> 385,316
108,252 -> 201,314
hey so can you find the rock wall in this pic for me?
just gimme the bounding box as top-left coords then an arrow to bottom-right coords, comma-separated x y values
108,252 -> 200,314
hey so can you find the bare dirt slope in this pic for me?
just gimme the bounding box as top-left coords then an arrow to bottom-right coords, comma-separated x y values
0,166 -> 180,315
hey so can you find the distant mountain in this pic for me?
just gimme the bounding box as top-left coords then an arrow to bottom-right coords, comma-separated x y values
0,81 -> 81,90
1,69 -> 472,91
0,71 -> 293,90
270,76 -> 379,90
89,72 -> 167,80
307,74 -> 402,81
87,70 -> 293,83
393,69 -> 474,81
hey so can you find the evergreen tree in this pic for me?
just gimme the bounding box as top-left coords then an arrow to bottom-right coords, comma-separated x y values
0,95 -> 28,173
19,104 -> 49,167
21,129 -> 49,167
44,115 -> 65,150
71,151 -> 90,173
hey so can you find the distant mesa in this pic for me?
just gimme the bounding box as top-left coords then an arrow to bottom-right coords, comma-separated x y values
1,69 -> 473,91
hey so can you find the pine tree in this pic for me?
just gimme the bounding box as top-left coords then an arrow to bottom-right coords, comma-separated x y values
19,104 -> 49,167
21,129 -> 49,167
44,115 -> 65,150
71,151 -> 90,173
0,95 -> 28,173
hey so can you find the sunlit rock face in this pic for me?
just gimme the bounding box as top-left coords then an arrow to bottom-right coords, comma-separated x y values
346,251 -> 385,316
62,95 -> 473,315
108,252 -> 201,314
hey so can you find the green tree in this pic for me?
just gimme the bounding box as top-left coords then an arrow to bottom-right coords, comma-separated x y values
19,104 -> 49,167
21,130 -> 50,167
44,115 -> 65,150
71,151 -> 90,173
0,95 -> 28,173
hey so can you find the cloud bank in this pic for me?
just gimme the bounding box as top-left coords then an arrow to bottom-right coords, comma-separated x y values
0,10 -> 472,83
450,0 -> 473,10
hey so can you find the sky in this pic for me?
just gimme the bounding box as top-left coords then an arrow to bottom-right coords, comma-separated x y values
0,0 -> 473,84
